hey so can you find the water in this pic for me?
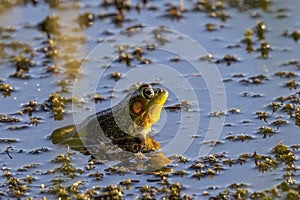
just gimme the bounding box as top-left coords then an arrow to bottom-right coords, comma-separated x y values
0,0 -> 299,199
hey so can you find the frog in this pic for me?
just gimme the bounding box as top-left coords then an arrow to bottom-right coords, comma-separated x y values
51,84 -> 169,153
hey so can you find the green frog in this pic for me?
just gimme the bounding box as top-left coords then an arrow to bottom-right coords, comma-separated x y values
51,84 -> 168,153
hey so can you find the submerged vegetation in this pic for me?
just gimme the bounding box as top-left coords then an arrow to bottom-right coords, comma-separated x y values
2,141 -> 298,199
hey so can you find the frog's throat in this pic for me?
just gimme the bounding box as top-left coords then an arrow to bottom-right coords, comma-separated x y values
130,104 -> 163,137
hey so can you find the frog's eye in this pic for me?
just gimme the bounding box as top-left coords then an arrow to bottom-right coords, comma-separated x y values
130,100 -> 145,115
141,87 -> 155,99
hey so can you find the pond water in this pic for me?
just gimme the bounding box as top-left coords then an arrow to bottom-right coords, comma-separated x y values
0,0 -> 300,199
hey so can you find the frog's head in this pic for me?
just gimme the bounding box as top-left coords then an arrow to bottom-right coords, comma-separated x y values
112,83 -> 168,137
122,84 -> 168,137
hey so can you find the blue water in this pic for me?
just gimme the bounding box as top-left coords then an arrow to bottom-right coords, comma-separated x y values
0,0 -> 299,198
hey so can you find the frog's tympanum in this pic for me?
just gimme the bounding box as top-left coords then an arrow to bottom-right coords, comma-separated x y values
51,84 -> 168,154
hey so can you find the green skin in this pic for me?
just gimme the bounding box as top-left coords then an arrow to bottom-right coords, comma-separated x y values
51,84 -> 168,152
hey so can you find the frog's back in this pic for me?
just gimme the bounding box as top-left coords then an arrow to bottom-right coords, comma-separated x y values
51,108 -> 113,144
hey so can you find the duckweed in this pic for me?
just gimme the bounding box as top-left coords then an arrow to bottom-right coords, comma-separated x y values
111,71 -> 122,81
255,157 -> 278,173
29,148 -> 49,154
256,110 -> 268,122
212,183 -> 249,200
271,116 -> 287,129
283,102 -> 296,118
260,41 -> 270,59
217,10 -> 229,22
30,116 -> 39,126
104,166 -> 129,176
242,91 -> 263,98
1,168 -> 32,198
0,114 -> 19,123
286,189 -> 299,200
46,64 -> 59,74
46,93 -> 71,120
290,30 -> 300,42
280,60 -> 299,67
9,69 -> 30,79
42,39 -> 59,58
209,142 -> 299,199
175,155 -> 188,164
215,54 -> 239,66
21,100 -> 38,117
50,148 -> 84,178
134,46 -> 143,61
210,111 -> 226,117
119,52 -> 132,66
166,182 -> 183,198
228,107 -> 241,114
173,170 -> 187,177
284,80 -> 298,90
274,71 -> 297,78
205,23 -> 216,32
170,55 -> 181,62
243,29 -> 254,52
48,184 -> 69,199
93,93 -> 105,103
226,134 -> 253,142
77,12 -> 95,28
120,178 -> 131,186
2,140 -> 300,199
165,100 -> 191,112
295,108 -> 300,127
213,180 -> 300,200
63,59 -> 85,79
269,102 -> 282,113
257,126 -> 275,138
240,74 -> 269,85
272,143 -> 296,166
56,80 -> 70,93
97,184 -> 123,199
0,138 -> 17,143
8,177 -> 28,197
38,15 -> 60,35
168,7 -> 183,20
0,83 -> 13,97
12,54 -> 34,72
256,21 -> 267,40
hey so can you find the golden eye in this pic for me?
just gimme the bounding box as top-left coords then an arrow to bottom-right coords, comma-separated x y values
130,100 -> 145,115
141,87 -> 155,99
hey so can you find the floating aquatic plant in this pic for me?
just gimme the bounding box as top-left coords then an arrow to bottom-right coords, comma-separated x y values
256,21 -> 267,40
